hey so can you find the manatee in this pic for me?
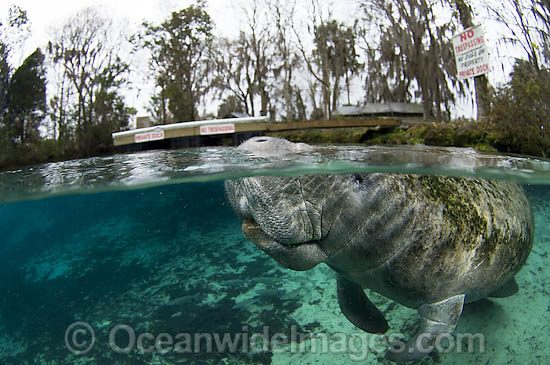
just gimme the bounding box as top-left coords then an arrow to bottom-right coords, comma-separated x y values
225,137 -> 534,361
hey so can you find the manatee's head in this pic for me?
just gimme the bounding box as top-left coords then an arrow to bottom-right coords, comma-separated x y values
225,137 -> 329,270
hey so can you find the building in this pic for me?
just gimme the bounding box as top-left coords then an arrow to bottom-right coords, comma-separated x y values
333,103 -> 424,119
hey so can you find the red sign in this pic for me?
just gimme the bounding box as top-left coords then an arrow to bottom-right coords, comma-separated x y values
199,123 -> 235,135
452,25 -> 490,80
134,129 -> 165,143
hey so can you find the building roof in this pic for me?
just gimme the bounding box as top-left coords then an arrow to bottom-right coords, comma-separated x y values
231,112 -> 252,119
334,103 -> 424,117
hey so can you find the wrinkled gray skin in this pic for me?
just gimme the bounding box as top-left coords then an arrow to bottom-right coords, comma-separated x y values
225,137 -> 534,362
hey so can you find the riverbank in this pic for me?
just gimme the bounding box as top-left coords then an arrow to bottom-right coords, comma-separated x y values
1,119 -> 547,171
268,120 -> 529,156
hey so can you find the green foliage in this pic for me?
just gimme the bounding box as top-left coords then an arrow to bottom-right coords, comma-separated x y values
487,60 -> 550,157
423,124 -> 456,146
213,25 -> 272,119
358,121 -> 496,152
4,48 -> 47,144
139,1 -> 214,123
0,7 -> 48,168
360,127 -> 419,145
279,90 -> 308,122
310,107 -> 325,121
0,43 -> 9,119
292,90 -> 308,122
91,89 -> 134,153
452,122 -> 487,147
0,4 -> 31,123
361,128 -> 411,145
314,20 -> 362,82
0,47 -> 48,169
361,0 -> 463,121
271,119 -> 502,154
0,138 -> 73,169
269,0 -> 302,122
217,95 -> 245,119
312,19 -> 362,118
268,127 -> 371,144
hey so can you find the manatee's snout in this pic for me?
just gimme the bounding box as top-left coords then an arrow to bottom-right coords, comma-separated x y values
230,136 -> 318,244
226,176 -> 317,245
225,138 -> 327,270
241,217 -> 327,271
238,136 -> 313,156
225,177 -> 328,270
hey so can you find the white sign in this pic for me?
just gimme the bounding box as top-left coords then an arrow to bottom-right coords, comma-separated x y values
134,128 -> 165,143
199,123 -> 235,135
452,25 -> 490,80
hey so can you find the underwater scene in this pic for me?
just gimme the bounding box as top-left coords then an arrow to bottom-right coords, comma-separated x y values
1,139 -> 550,364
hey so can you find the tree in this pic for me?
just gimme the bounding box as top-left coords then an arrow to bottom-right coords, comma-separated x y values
217,94 -> 245,118
213,34 -> 259,117
0,5 -> 42,163
297,1 -> 362,119
267,0 -> 304,121
0,43 -> 9,122
0,5 -> 30,122
533,0 -> 550,65
138,1 -> 215,123
450,0 -> 490,120
48,7 -> 131,156
489,60 -> 550,156
48,61 -> 71,143
212,0 -> 279,119
244,1 -> 272,118
313,20 -> 362,118
91,88 -> 135,153
488,0 -> 550,71
4,48 -> 47,144
360,0 -> 463,121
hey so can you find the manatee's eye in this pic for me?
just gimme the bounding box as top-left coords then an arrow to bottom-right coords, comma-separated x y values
255,138 -> 267,142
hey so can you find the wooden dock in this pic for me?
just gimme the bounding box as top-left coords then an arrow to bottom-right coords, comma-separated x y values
265,118 -> 399,132
112,116 -> 400,152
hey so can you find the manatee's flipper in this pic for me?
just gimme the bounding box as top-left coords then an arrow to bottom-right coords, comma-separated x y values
337,275 -> 388,334
488,277 -> 519,298
385,294 -> 465,362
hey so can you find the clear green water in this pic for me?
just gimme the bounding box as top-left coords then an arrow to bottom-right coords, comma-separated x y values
1,144 -> 549,364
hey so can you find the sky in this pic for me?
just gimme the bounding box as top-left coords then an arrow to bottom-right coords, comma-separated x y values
0,0 -> 514,123
1,0 -> 246,122
2,0 -> 240,56
1,0 -> 363,124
